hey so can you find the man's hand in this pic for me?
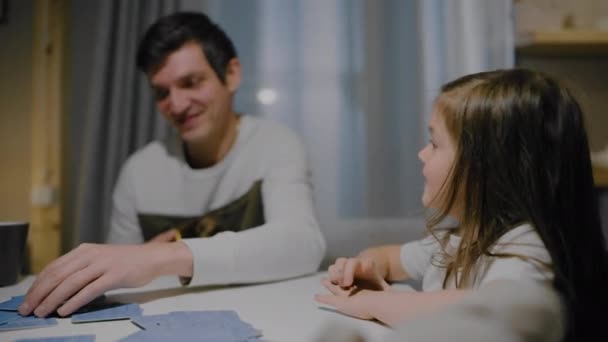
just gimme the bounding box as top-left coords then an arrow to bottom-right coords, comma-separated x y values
18,242 -> 192,318
327,257 -> 390,291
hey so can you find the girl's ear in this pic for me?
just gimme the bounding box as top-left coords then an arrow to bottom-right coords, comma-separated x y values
225,58 -> 241,93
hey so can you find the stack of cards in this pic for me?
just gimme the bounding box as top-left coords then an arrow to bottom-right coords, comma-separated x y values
15,335 -> 96,342
0,295 -> 58,331
122,310 -> 262,342
0,294 -> 143,337
0,296 -> 262,341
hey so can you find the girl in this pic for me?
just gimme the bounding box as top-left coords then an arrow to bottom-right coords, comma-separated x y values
316,69 -> 607,341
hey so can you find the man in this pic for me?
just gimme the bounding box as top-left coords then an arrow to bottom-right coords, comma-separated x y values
19,12 -> 326,318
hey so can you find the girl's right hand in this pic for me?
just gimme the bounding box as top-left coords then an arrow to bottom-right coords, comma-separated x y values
328,256 -> 391,291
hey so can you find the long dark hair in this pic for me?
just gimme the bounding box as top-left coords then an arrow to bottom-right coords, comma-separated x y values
429,69 -> 607,341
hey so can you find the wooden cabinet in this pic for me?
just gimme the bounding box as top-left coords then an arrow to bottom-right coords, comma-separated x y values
516,30 -> 608,56
513,0 -> 608,238
594,166 -> 608,188
517,30 -> 608,190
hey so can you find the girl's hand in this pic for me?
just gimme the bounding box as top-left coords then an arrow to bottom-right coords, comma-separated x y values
315,277 -> 377,320
328,256 -> 390,291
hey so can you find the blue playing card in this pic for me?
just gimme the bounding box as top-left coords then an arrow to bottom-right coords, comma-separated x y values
0,294 -> 108,314
0,296 -> 58,331
0,295 -> 25,311
15,335 -> 96,342
130,310 -> 261,341
71,294 -> 108,314
0,310 -> 21,324
0,315 -> 57,331
120,329 -> 260,342
71,303 -> 142,323
132,310 -> 237,331
129,313 -> 177,331
170,311 -> 260,338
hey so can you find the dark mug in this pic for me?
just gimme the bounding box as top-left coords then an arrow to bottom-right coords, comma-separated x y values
0,222 -> 29,286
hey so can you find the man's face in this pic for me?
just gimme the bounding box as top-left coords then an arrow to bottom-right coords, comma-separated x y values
149,41 -> 240,144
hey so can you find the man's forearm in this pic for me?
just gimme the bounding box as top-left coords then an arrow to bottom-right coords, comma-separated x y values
181,220 -> 324,286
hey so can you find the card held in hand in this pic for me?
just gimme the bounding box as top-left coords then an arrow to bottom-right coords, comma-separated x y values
0,315 -> 57,331
71,303 -> 142,323
0,295 -> 24,311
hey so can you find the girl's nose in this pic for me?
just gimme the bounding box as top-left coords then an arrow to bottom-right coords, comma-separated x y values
418,145 -> 428,162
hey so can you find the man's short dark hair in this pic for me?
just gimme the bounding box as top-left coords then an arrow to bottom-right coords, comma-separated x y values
136,12 -> 237,82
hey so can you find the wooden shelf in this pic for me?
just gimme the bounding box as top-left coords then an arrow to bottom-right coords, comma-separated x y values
516,30 -> 608,56
594,165 -> 608,188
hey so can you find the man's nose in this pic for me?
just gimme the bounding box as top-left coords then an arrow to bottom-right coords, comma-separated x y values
168,90 -> 190,115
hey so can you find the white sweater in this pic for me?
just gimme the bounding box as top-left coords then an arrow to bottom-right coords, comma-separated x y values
107,115 -> 326,286
401,224 -> 553,290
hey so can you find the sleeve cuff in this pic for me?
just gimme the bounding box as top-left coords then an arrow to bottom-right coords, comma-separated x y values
179,233 -> 237,287
400,241 -> 421,280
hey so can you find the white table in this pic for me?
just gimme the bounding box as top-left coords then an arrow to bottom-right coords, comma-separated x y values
0,273 -> 392,341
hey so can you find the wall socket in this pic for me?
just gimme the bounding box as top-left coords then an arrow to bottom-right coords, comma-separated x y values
31,185 -> 57,207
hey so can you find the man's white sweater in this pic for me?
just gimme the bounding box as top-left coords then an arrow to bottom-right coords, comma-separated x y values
107,115 -> 326,286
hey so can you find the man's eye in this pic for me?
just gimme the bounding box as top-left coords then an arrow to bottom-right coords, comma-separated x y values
153,88 -> 169,101
184,76 -> 202,88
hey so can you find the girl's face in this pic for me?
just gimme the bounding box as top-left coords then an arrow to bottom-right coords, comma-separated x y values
418,108 -> 457,210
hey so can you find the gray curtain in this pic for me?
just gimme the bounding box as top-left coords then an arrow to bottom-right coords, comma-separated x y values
65,1 -> 180,248
418,0 -> 514,134
209,0 -> 423,220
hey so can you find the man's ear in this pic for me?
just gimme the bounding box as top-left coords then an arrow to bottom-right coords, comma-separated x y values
225,58 -> 241,93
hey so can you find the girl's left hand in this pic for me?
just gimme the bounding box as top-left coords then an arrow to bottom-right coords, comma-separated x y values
314,277 -> 377,320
